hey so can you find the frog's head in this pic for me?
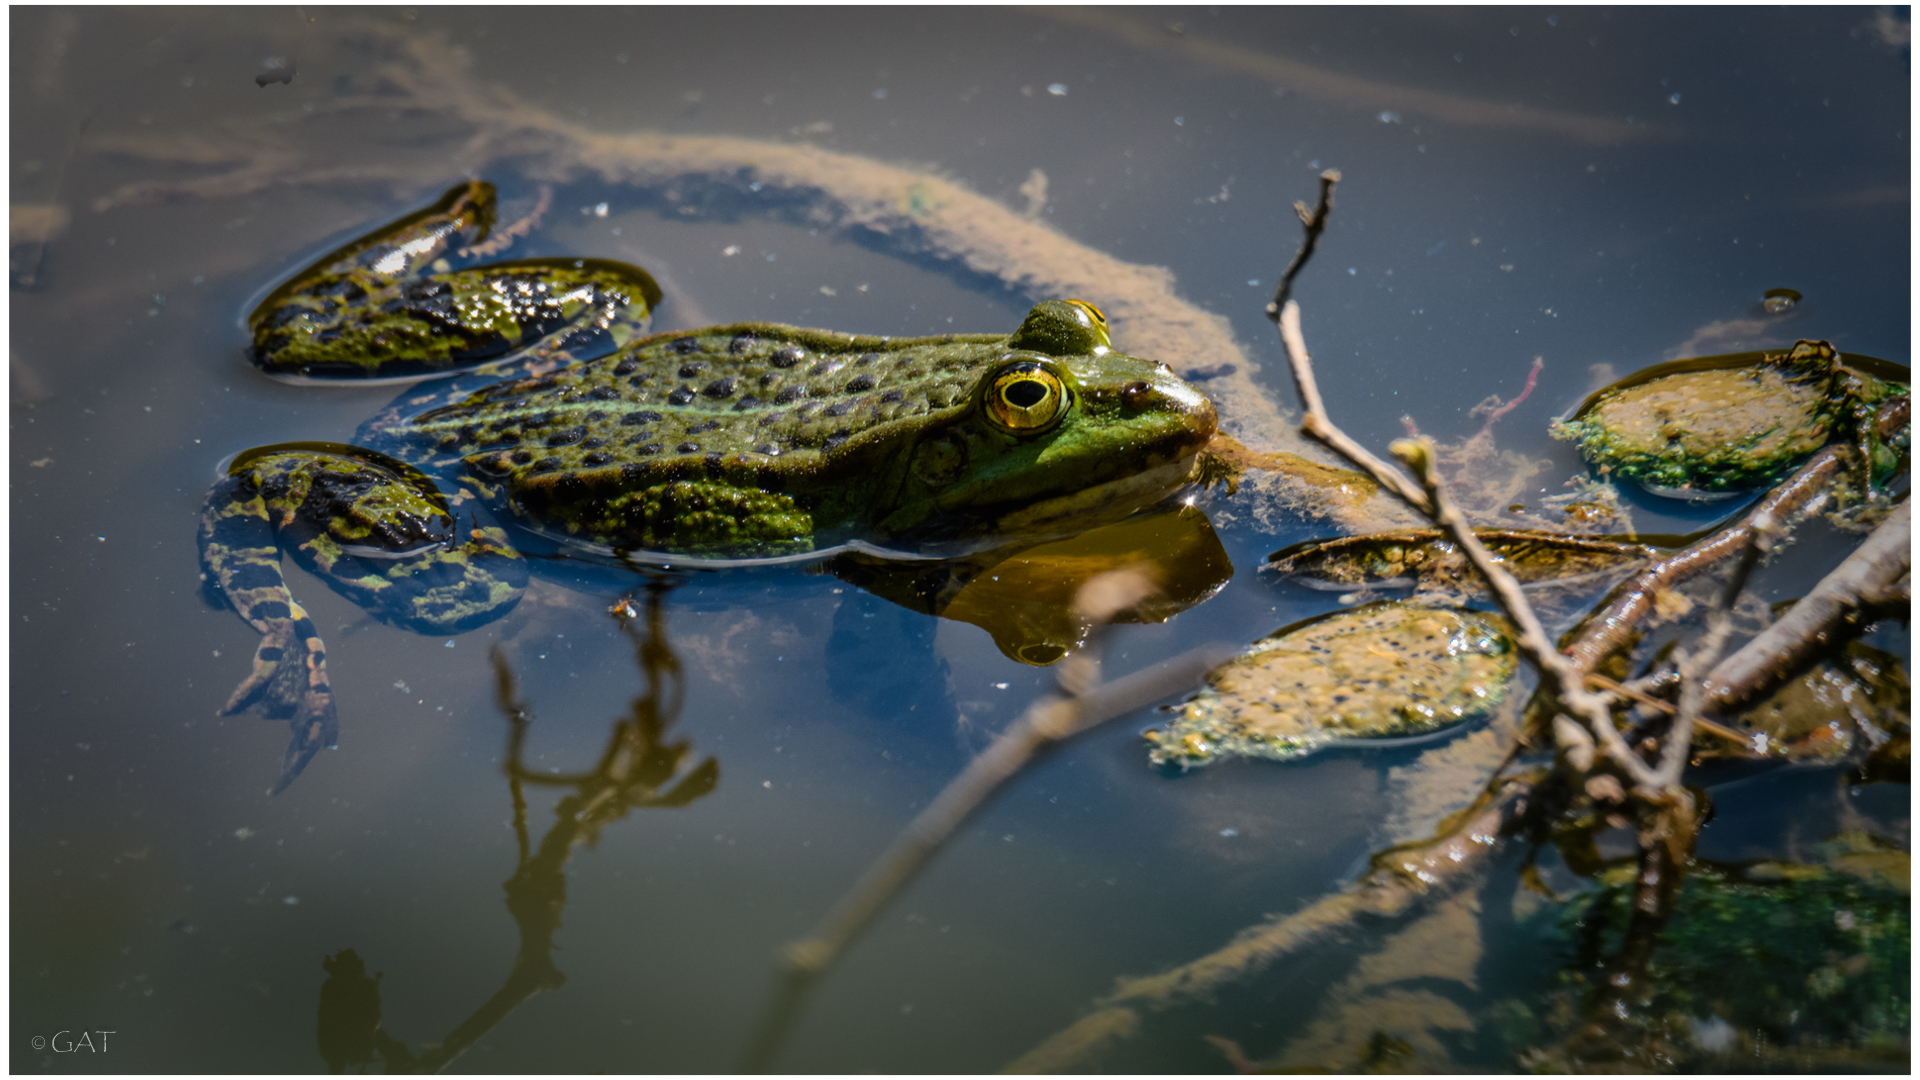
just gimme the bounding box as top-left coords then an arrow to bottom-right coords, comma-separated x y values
881,300 -> 1218,541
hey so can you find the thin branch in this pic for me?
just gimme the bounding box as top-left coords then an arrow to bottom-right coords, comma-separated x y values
1703,499 -> 1910,715
1266,168 -> 1341,319
1278,302 -> 1435,514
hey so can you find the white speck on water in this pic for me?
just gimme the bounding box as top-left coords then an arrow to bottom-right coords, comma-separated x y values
722,245 -> 739,256
1348,267 -> 1358,275
1047,83 -> 1068,96
1377,111 -> 1401,123
993,682 -> 1009,690
872,88 -> 888,99
234,827 -> 256,840
1220,828 -> 1239,837
1247,278 -> 1260,286
1173,116 -> 1184,125
1668,93 -> 1682,105
444,640 -> 455,648
283,896 -> 299,905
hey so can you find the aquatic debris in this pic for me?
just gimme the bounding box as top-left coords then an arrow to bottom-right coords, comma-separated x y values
1550,340 -> 1907,499
1760,287 -> 1801,315
1145,602 -> 1516,768
1264,528 -> 1652,596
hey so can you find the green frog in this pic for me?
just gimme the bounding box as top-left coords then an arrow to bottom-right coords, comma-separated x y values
200,181 -> 1219,791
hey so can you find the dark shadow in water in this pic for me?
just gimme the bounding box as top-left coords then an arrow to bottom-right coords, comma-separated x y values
312,578 -> 717,1073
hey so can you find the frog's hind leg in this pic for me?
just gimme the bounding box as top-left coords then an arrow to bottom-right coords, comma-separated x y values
198,474 -> 339,794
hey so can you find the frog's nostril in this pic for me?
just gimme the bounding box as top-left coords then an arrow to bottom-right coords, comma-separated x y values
1122,381 -> 1153,410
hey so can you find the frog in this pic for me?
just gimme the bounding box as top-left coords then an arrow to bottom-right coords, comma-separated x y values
199,181 -> 1220,792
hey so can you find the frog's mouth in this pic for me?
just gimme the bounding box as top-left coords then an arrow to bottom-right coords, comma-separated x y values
988,452 -> 1205,537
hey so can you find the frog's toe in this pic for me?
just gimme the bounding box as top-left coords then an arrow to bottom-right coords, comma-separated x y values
270,705 -> 338,796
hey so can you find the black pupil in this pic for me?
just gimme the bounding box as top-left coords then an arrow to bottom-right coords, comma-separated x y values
1003,379 -> 1049,409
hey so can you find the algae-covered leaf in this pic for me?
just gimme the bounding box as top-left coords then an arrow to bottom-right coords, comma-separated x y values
1145,602 -> 1517,768
1550,340 -> 1908,499
1264,528 -> 1651,598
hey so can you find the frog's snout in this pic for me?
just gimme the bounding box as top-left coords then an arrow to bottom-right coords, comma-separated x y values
1122,377 -> 1218,443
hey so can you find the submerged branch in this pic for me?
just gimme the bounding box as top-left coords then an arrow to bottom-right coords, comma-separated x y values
745,572 -> 1232,1072
1005,761 -> 1540,1072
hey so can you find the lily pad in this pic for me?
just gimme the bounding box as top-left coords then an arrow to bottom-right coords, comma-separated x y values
1145,602 -> 1517,769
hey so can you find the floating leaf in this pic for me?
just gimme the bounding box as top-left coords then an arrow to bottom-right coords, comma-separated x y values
1145,603 -> 1516,768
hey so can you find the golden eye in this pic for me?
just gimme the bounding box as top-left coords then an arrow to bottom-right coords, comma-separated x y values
984,362 -> 1070,434
1065,299 -> 1111,348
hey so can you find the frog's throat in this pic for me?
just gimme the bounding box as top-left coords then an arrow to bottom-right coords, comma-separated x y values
989,453 -> 1204,536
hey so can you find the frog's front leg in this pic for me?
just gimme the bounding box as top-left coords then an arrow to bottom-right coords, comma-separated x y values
198,443 -> 529,793
249,180 -> 661,382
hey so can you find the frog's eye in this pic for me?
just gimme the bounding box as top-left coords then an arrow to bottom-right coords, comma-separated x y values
984,362 -> 1071,434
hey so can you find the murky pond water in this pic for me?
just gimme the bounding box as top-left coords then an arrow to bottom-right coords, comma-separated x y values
12,7 -> 1909,1072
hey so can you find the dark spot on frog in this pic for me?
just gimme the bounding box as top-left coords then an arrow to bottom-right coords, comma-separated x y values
769,345 -> 806,368
545,427 -> 586,447
880,389 -> 904,404
582,451 -> 613,467
856,352 -> 880,366
679,360 -> 708,377
732,395 -> 763,411
530,458 -> 562,473
1121,381 -> 1152,410
775,385 -> 804,405
621,410 -> 663,425
686,420 -> 720,435
845,374 -> 876,392
754,443 -> 778,454
581,437 -> 605,449
589,387 -> 620,401
612,359 -> 638,376
669,337 -> 699,354
631,442 -> 662,455
823,431 -> 851,451
677,442 -> 700,453
510,451 -> 534,464
703,377 -> 737,398
729,332 -> 759,354
823,402 -> 851,418
668,387 -> 696,406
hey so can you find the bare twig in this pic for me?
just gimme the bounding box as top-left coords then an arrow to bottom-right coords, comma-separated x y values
743,571 -> 1233,1072
1386,438 -> 1662,791
1703,499 -> 1910,715
1266,168 -> 1341,318
1277,302 -> 1435,514
1653,510 -> 1774,784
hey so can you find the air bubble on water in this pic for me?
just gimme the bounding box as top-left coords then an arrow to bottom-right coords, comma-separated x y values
1377,111 -> 1402,123
1668,93 -> 1682,105
1047,83 -> 1068,96
1762,287 -> 1802,314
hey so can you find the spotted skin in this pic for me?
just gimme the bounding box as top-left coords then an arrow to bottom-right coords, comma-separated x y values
205,187 -> 1216,793
250,180 -> 661,381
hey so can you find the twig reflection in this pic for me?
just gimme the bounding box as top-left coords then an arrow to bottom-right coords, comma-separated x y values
314,579 -> 717,1073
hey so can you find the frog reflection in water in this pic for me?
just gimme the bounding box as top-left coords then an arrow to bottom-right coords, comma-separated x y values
199,181 -> 1219,791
